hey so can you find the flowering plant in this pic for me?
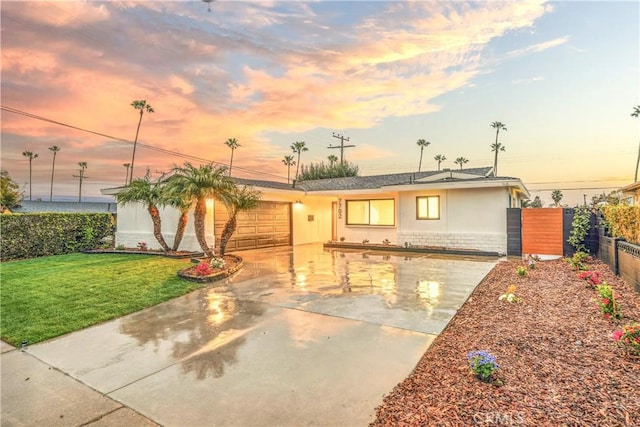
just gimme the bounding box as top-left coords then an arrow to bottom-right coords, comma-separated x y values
612,323 -> 640,356
136,242 -> 148,251
516,266 -> 528,277
362,239 -> 370,245
595,283 -> 621,320
209,257 -> 226,269
499,285 -> 520,303
195,261 -> 213,276
523,254 -> 540,269
577,270 -> 602,288
467,350 -> 499,381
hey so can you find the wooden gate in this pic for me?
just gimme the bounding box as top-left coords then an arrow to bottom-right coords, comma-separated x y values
521,208 -> 564,256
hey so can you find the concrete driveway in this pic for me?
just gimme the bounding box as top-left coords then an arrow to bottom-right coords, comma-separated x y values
2,244 -> 496,426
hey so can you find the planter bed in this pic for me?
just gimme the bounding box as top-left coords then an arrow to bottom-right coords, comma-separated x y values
324,242 -> 501,257
177,254 -> 244,283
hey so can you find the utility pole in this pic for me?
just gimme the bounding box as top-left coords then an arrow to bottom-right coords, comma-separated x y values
328,133 -> 356,165
73,162 -> 89,202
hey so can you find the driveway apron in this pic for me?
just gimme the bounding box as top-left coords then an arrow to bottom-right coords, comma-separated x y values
16,244 -> 496,426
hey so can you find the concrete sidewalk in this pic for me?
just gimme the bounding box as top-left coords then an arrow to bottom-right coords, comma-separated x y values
1,245 -> 496,426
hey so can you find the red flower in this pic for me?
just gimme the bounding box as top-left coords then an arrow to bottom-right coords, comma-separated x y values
604,313 -> 611,319
602,298 -> 610,305
612,330 -> 624,341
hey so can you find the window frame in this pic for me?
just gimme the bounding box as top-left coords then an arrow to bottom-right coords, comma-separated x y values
416,195 -> 440,220
345,198 -> 395,226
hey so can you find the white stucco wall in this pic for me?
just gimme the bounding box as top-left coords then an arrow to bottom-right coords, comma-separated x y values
335,193 -> 399,245
397,187 -> 510,253
115,202 -> 215,252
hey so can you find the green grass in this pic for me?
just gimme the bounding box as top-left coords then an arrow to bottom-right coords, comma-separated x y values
0,253 -> 203,346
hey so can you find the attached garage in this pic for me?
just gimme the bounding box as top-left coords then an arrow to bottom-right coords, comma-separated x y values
215,201 -> 291,251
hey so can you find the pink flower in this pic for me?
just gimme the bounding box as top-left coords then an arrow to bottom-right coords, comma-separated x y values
602,298 -> 610,305
612,330 -> 624,341
604,313 -> 611,319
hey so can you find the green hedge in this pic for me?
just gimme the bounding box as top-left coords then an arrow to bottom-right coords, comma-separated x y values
0,213 -> 115,261
601,205 -> 640,245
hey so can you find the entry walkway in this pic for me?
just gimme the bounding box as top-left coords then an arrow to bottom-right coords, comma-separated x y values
1,244 -> 496,426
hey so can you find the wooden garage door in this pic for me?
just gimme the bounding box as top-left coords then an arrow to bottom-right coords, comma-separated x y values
215,201 -> 291,252
522,208 -> 563,256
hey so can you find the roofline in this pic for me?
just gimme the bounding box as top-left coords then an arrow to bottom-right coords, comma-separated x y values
620,181 -> 640,192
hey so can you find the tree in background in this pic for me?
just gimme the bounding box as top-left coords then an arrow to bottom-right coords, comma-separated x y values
282,155 -> 295,184
551,190 -> 563,207
530,196 -> 543,208
632,105 -> 640,182
0,170 -> 22,210
454,157 -> 468,169
416,139 -> 431,172
22,150 -> 38,201
290,141 -> 308,183
48,146 -> 61,202
217,185 -> 262,256
129,100 -> 154,184
490,121 -> 507,176
225,138 -> 241,176
168,162 -> 233,257
76,162 -> 88,203
116,173 -> 171,252
327,155 -> 338,167
299,160 -> 359,180
434,154 -> 446,171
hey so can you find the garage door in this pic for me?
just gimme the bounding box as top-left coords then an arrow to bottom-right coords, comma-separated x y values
214,201 -> 291,251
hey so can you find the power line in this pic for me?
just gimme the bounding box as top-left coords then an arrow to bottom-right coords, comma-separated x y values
1,105 -> 288,181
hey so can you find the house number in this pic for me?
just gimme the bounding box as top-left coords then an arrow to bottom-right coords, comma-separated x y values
337,198 -> 343,219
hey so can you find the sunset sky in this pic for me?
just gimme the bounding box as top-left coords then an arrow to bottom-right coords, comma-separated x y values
1,1 -> 638,205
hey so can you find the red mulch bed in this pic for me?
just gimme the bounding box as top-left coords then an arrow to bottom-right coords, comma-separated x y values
372,257 -> 640,426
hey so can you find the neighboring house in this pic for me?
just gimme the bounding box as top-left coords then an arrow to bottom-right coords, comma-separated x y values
10,201 -> 117,214
620,181 -> 640,205
103,167 -> 530,255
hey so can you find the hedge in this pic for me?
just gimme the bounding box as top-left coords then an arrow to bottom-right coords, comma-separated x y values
601,205 -> 640,245
0,213 -> 115,261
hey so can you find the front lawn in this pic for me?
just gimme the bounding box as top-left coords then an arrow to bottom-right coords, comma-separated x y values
0,253 -> 202,346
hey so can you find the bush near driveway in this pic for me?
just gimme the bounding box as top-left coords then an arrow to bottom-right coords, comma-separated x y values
0,213 -> 115,261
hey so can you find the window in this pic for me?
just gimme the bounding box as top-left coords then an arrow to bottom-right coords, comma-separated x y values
346,199 -> 395,226
416,196 -> 440,220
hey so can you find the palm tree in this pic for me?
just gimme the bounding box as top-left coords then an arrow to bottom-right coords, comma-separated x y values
454,157 -> 468,169
217,185 -> 262,256
168,162 -> 234,257
551,190 -> 563,207
490,121 -> 507,176
123,163 -> 131,186
416,139 -> 431,172
282,155 -> 295,184
632,105 -> 640,182
327,155 -> 338,167
434,154 -> 446,171
290,141 -> 308,183
22,150 -> 38,201
115,175 -> 171,252
76,162 -> 88,202
225,138 -> 241,176
129,100 -> 154,184
48,146 -> 60,202
161,177 -> 194,251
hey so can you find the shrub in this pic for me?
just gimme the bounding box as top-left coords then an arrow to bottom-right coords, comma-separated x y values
566,251 -> 589,270
516,266 -> 528,277
209,257 -> 225,269
568,206 -> 592,253
612,323 -> 640,356
467,350 -> 499,381
601,205 -> 640,244
595,284 -> 622,320
195,261 -> 213,276
577,270 -> 602,288
0,213 -> 115,261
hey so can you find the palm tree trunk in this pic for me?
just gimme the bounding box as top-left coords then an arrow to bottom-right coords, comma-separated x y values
172,210 -> 189,251
287,165 -> 290,184
635,138 -> 640,182
295,153 -> 301,182
194,198 -> 213,257
218,215 -> 237,256
29,160 -> 33,201
148,205 -> 170,252
50,153 -> 56,202
229,150 -> 234,176
130,110 -> 144,185
494,130 -> 499,176
418,148 -> 423,172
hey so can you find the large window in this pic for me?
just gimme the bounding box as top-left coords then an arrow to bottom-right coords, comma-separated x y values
346,199 -> 395,226
416,196 -> 440,220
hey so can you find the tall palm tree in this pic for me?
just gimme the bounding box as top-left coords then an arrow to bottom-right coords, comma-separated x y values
632,105 -> 640,182
123,163 -> 131,186
225,138 -> 241,176
22,150 -> 38,201
327,154 -> 338,167
454,157 -> 468,169
115,175 -> 171,252
416,139 -> 431,172
434,154 -> 446,171
290,141 -> 308,183
48,146 -> 60,202
490,121 -> 507,176
282,155 -> 295,184
168,162 -> 234,257
129,100 -> 154,184
76,162 -> 88,202
217,185 -> 262,256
